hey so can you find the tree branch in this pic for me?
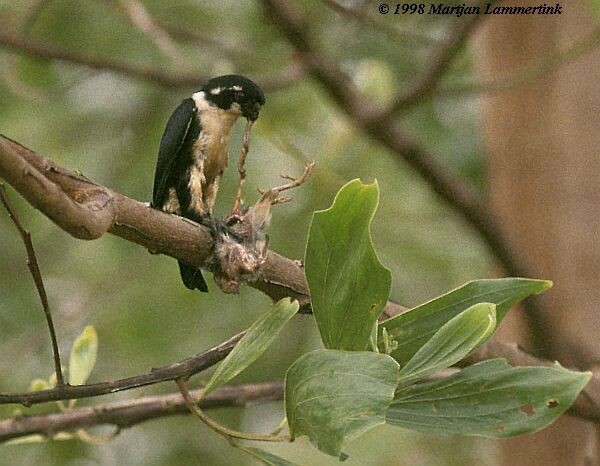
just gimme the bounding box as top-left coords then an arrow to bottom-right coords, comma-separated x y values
0,331 -> 243,406
439,26 -> 600,98
0,184 -> 64,386
0,30 -> 302,91
259,0 -> 543,343
3,336 -> 600,445
0,381 -> 284,443
378,0 -> 493,119
321,0 -> 440,46
0,135 -> 310,307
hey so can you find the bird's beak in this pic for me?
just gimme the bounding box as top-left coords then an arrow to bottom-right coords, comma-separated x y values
242,102 -> 262,121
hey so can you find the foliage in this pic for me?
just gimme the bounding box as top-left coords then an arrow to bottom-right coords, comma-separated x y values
284,180 -> 590,459
202,298 -> 299,397
285,349 -> 398,458
305,179 -> 391,351
388,359 -> 590,437
0,2 -> 593,464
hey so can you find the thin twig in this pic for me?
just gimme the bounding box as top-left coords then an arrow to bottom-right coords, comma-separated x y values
273,162 -> 314,194
321,0 -> 440,46
439,26 -> 600,98
257,162 -> 315,205
0,30 -> 301,92
107,0 -> 188,66
176,378 -> 289,442
376,0 -> 495,120
231,120 -> 254,214
154,19 -> 251,64
0,184 -> 64,386
0,331 -> 244,406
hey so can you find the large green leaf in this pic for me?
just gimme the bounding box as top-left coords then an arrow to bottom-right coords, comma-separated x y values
398,303 -> 496,386
387,359 -> 591,437
379,278 -> 551,365
69,326 -> 98,386
305,179 -> 392,351
285,349 -> 399,457
202,298 -> 299,397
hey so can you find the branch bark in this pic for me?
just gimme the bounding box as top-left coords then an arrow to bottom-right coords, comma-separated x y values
0,135 -> 310,307
0,381 -> 284,443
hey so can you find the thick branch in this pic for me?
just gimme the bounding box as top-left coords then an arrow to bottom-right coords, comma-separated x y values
0,381 -> 284,443
0,135 -> 308,306
0,137 -> 114,240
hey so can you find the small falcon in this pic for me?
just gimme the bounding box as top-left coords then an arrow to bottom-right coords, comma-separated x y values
152,75 -> 265,293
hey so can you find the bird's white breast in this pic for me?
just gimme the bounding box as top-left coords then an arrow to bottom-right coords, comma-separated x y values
188,91 -> 241,214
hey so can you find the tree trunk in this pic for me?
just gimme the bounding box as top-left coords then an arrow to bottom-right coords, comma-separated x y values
476,1 -> 600,464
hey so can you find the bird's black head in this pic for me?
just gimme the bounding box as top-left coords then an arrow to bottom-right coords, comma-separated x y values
202,75 -> 265,121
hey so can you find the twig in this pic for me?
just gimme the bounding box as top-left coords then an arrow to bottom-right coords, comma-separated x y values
231,120 -> 254,214
376,0 -> 495,120
108,0 -> 188,66
0,30 -> 301,92
155,19 -> 248,61
321,0 -> 440,46
0,331 -> 244,406
273,162 -> 314,194
265,161 -> 315,205
0,184 -> 64,386
439,26 -> 600,98
176,379 -> 289,442
0,381 -> 284,443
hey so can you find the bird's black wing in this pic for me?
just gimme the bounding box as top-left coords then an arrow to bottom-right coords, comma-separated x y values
152,98 -> 196,208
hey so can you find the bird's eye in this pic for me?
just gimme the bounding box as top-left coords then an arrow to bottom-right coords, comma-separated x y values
234,91 -> 244,100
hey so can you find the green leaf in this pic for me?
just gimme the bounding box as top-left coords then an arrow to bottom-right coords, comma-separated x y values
305,179 -> 392,351
202,298 -> 299,397
387,359 -> 591,437
285,349 -> 399,457
29,378 -> 50,392
398,303 -> 496,386
69,326 -> 98,386
379,278 -> 551,365
234,445 -> 299,466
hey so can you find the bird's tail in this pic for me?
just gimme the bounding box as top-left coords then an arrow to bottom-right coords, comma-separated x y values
178,261 -> 209,293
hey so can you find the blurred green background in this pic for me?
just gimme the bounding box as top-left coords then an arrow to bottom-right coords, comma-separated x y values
0,0 -> 498,464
